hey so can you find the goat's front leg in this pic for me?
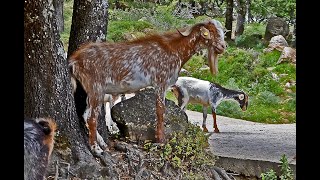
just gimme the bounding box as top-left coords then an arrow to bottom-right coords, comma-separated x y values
155,93 -> 166,143
202,106 -> 209,132
211,109 -> 220,133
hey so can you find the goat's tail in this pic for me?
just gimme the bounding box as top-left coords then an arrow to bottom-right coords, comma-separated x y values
171,85 -> 184,107
68,61 -> 77,94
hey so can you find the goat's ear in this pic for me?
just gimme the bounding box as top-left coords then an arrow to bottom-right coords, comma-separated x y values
200,26 -> 211,39
239,94 -> 244,100
177,26 -> 193,37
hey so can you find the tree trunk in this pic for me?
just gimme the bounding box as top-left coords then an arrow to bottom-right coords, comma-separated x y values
53,0 -> 64,33
67,0 -> 108,57
234,0 -> 246,37
225,0 -> 233,40
24,0 -> 111,178
235,0 -> 246,37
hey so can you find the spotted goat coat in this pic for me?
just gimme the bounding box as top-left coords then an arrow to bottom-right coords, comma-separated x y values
69,19 -> 227,156
171,77 -> 249,133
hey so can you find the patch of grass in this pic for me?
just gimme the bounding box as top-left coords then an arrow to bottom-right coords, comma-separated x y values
234,22 -> 267,49
107,20 -> 154,42
61,0 -> 74,51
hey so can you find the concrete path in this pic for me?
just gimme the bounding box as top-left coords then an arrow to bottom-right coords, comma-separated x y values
185,110 -> 296,178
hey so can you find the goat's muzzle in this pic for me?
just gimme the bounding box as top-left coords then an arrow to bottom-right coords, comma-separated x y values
241,98 -> 249,111
214,44 -> 226,54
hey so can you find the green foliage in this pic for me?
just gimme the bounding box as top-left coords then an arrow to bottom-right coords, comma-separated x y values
260,155 -> 294,180
256,91 -> 281,105
234,34 -> 264,49
251,0 -> 296,22
144,124 -> 215,174
279,154 -> 294,180
107,20 -> 154,42
234,22 -> 267,49
261,169 -> 277,180
60,0 -> 74,51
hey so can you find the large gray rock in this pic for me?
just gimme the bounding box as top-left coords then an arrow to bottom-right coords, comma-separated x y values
264,17 -> 289,42
111,88 -> 189,143
277,46 -> 296,64
264,35 -> 288,52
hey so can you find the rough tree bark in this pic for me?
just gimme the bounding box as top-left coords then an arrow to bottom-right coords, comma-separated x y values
67,0 -> 108,57
24,0 -> 112,179
225,0 -> 233,40
53,0 -> 64,33
234,0 -> 247,37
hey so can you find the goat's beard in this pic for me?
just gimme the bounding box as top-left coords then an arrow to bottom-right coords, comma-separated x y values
208,47 -> 219,75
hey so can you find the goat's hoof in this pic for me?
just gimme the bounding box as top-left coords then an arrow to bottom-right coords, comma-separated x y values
156,134 -> 166,144
202,127 -> 209,132
91,143 -> 105,157
214,129 -> 220,133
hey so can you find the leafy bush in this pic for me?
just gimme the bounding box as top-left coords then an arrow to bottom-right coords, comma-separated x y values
261,169 -> 277,180
144,124 -> 215,173
235,34 -> 265,49
260,154 -> 294,180
107,20 -> 154,42
279,154 -> 294,180
256,91 -> 281,105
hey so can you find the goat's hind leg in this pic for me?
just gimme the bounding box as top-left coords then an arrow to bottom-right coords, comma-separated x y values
85,97 -> 107,156
212,111 -> 220,133
84,106 -> 108,152
202,106 -> 209,132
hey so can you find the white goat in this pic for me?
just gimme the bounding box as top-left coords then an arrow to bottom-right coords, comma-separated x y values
103,93 -> 135,134
171,76 -> 248,133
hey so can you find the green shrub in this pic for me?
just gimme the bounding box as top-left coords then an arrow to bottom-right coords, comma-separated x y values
260,154 -> 294,180
234,22 -> 267,49
279,154 -> 294,180
144,124 -> 215,173
107,20 -> 154,42
235,34 -> 265,49
261,169 -> 277,180
256,91 -> 281,105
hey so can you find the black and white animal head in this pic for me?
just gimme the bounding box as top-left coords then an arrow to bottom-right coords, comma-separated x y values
235,92 -> 249,111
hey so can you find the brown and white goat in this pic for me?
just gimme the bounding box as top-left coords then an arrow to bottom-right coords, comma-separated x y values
171,77 -> 248,133
69,19 -> 227,156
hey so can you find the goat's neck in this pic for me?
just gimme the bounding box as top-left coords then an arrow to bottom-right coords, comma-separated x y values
222,89 -> 242,100
171,33 -> 203,66
210,84 -> 240,100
